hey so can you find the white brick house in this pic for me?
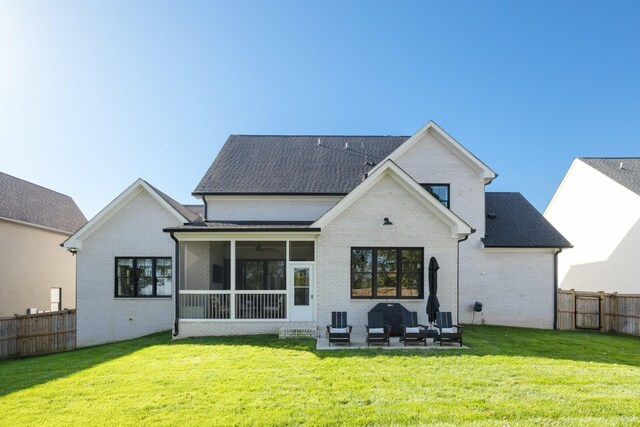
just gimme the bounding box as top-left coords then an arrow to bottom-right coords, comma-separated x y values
64,121 -> 570,346
544,158 -> 640,294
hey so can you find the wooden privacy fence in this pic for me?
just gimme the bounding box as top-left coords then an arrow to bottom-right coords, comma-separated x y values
557,289 -> 640,336
0,309 -> 76,359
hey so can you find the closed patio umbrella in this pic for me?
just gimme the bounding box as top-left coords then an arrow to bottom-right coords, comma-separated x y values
426,256 -> 440,323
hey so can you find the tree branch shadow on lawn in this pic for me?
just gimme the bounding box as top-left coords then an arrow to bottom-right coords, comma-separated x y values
170,325 -> 640,367
0,332 -> 169,398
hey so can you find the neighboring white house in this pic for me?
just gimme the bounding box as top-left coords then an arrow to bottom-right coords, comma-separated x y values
0,172 -> 86,316
544,158 -> 640,294
64,121 -> 570,346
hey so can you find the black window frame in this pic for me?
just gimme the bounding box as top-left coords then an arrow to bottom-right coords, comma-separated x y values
114,257 -> 173,298
350,247 -> 424,300
421,184 -> 450,209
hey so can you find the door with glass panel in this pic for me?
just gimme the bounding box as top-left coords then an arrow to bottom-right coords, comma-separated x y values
289,263 -> 314,321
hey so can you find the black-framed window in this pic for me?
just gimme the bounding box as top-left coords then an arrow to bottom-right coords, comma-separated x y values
115,257 -> 172,297
351,248 -> 424,299
421,184 -> 450,208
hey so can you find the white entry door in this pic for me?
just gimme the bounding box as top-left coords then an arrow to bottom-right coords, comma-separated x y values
289,263 -> 314,321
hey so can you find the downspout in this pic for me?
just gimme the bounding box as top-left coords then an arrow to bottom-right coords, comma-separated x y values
203,196 -> 208,221
170,232 -> 180,337
553,248 -> 563,330
457,228 -> 476,324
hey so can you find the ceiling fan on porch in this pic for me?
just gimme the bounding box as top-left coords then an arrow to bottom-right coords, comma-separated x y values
254,242 -> 280,252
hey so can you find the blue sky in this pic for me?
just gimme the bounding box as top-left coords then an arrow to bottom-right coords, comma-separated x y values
1,1 -> 639,218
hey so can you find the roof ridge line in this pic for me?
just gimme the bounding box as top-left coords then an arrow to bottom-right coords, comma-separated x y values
231,134 -> 411,138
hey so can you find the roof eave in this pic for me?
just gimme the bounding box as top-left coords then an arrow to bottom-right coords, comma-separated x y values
163,227 -> 322,233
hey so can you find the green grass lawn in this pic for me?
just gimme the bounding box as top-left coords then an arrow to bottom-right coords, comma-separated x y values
1,326 -> 639,426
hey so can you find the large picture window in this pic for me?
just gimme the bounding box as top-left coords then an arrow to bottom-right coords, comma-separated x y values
115,257 -> 172,297
351,248 -> 424,299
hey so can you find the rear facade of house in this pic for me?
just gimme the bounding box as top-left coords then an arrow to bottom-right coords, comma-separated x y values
65,122 -> 570,346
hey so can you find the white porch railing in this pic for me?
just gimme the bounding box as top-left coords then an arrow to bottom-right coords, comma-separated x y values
180,292 -> 231,319
179,291 -> 287,320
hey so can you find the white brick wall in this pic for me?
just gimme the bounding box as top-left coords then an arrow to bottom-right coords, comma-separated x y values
180,321 -> 318,337
185,242 -> 210,290
76,190 -> 180,347
459,247 -> 556,328
316,174 -> 459,329
206,196 -> 341,221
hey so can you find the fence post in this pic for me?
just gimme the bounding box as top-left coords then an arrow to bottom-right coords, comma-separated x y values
598,291 -> 605,332
611,292 -> 618,334
570,288 -> 576,330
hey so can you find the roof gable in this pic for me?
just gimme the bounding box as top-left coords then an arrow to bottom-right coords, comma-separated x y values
368,121 -> 496,183
484,192 -> 571,248
0,172 -> 86,233
312,160 -> 472,238
64,179 -> 202,250
579,158 -> 640,197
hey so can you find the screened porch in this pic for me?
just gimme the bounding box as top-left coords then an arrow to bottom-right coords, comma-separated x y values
178,239 -> 315,321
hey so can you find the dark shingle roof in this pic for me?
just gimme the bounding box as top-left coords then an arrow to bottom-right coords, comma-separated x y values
183,204 -> 204,218
194,135 -> 409,194
144,181 -> 203,223
483,192 -> 571,248
0,172 -> 87,233
579,158 -> 640,196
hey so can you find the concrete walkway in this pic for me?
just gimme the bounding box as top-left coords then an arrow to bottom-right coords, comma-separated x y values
316,334 -> 467,350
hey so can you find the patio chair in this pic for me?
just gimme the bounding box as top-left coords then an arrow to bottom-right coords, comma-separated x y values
399,311 -> 429,346
326,311 -> 352,346
365,311 -> 390,346
434,312 -> 463,347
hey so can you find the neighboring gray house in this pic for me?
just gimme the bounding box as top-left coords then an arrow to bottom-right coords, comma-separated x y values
64,121 -> 570,346
545,158 -> 640,294
0,172 -> 86,316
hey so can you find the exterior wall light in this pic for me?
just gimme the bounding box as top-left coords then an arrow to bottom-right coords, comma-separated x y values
383,217 -> 393,225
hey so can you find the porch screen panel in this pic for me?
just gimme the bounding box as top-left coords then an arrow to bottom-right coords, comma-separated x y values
235,241 -> 286,291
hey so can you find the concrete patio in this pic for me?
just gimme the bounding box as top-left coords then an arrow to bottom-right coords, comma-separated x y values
316,334 -> 467,350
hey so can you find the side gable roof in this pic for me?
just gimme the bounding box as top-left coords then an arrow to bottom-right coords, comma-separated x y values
579,158 -> 640,197
63,179 -> 202,250
367,121 -> 496,183
312,160 -> 472,238
144,181 -> 201,223
193,135 -> 408,194
0,172 -> 86,234
483,192 -> 571,248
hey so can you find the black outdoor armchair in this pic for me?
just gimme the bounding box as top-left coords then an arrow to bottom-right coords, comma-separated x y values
435,312 -> 463,347
399,311 -> 430,346
365,311 -> 390,346
326,311 -> 352,346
